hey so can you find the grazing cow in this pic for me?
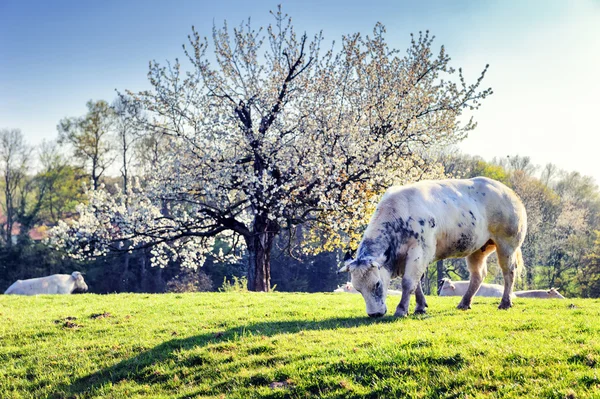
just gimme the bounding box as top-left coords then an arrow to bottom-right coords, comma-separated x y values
4,272 -> 88,295
338,177 -> 527,317
334,282 -> 402,295
438,278 -> 516,298
514,288 -> 565,299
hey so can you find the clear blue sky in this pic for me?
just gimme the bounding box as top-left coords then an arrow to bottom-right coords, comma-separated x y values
1,0 -> 599,181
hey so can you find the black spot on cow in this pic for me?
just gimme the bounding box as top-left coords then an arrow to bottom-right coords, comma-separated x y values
419,219 -> 425,226
358,238 -> 378,258
471,222 -> 475,226
372,281 -> 384,302
384,246 -> 392,263
482,192 -> 486,196
443,200 -> 447,205
374,217 -> 420,273
469,210 -> 476,221
429,218 -> 436,228
458,223 -> 462,228
455,233 -> 474,253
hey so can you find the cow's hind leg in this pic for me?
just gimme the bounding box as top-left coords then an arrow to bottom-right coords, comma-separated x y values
497,243 -> 522,309
457,241 -> 495,310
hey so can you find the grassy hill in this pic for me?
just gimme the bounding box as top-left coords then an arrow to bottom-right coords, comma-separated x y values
1,292 -> 599,398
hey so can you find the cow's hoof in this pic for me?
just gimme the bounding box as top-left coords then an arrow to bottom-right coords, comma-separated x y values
498,301 -> 512,310
457,303 -> 471,310
414,308 -> 427,315
394,308 -> 408,317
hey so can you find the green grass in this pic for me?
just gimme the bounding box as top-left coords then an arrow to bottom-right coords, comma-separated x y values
1,293 -> 600,399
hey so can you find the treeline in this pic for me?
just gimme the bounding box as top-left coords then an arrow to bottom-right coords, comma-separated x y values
1,111 -> 600,297
437,153 -> 600,297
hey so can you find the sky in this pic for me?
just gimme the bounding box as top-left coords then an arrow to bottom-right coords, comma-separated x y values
1,0 -> 599,182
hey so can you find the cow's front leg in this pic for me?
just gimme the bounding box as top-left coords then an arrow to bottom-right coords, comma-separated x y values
394,277 -> 414,317
394,246 -> 425,317
414,278 -> 428,314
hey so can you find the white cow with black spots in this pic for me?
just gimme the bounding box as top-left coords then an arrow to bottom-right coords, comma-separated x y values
338,177 -> 527,317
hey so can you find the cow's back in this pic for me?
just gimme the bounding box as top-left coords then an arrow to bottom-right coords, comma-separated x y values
514,290 -> 564,299
476,283 -> 507,297
4,275 -> 73,295
439,281 -> 514,298
378,177 -> 526,261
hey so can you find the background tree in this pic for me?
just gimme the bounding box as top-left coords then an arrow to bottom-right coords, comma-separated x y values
0,128 -> 29,248
578,231 -> 600,297
50,9 -> 492,291
112,96 -> 143,194
58,100 -> 116,190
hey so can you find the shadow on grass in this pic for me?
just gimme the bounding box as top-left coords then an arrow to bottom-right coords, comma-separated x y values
49,316 -> 397,398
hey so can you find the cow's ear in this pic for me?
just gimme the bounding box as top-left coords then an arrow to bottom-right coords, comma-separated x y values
450,283 -> 456,290
71,272 -> 82,280
337,259 -> 355,274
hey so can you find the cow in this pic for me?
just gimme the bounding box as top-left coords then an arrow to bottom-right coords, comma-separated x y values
4,272 -> 88,295
334,282 -> 402,295
337,177 -> 527,317
437,278 -> 516,298
514,288 -> 565,299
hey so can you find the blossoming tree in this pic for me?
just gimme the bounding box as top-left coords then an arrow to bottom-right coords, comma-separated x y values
50,9 -> 491,291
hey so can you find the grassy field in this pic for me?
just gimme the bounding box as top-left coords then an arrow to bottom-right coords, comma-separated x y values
1,293 -> 599,399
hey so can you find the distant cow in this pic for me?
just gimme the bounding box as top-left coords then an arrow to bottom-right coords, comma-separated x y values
334,282 -> 401,295
334,282 -> 360,293
514,288 -> 565,299
338,177 -> 527,317
4,272 -> 88,295
438,278 -> 516,298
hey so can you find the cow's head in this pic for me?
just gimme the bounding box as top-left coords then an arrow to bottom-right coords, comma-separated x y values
437,278 -> 455,296
71,271 -> 88,293
548,287 -> 565,299
337,251 -> 389,317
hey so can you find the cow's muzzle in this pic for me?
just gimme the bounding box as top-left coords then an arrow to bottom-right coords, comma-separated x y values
368,312 -> 385,318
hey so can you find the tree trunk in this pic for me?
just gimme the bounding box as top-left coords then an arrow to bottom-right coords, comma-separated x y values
154,266 -> 164,293
245,218 -> 278,292
120,252 -> 130,292
140,249 -> 148,292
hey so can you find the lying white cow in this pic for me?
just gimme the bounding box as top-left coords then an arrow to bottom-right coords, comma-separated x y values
514,288 -> 565,299
334,282 -> 402,295
438,278 -> 515,298
338,177 -> 527,317
4,272 -> 88,295
334,282 -> 360,293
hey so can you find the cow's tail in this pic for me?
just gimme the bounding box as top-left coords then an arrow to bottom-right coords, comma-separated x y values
515,247 -> 524,281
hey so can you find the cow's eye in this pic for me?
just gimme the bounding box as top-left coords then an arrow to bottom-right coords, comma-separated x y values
375,281 -> 381,289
